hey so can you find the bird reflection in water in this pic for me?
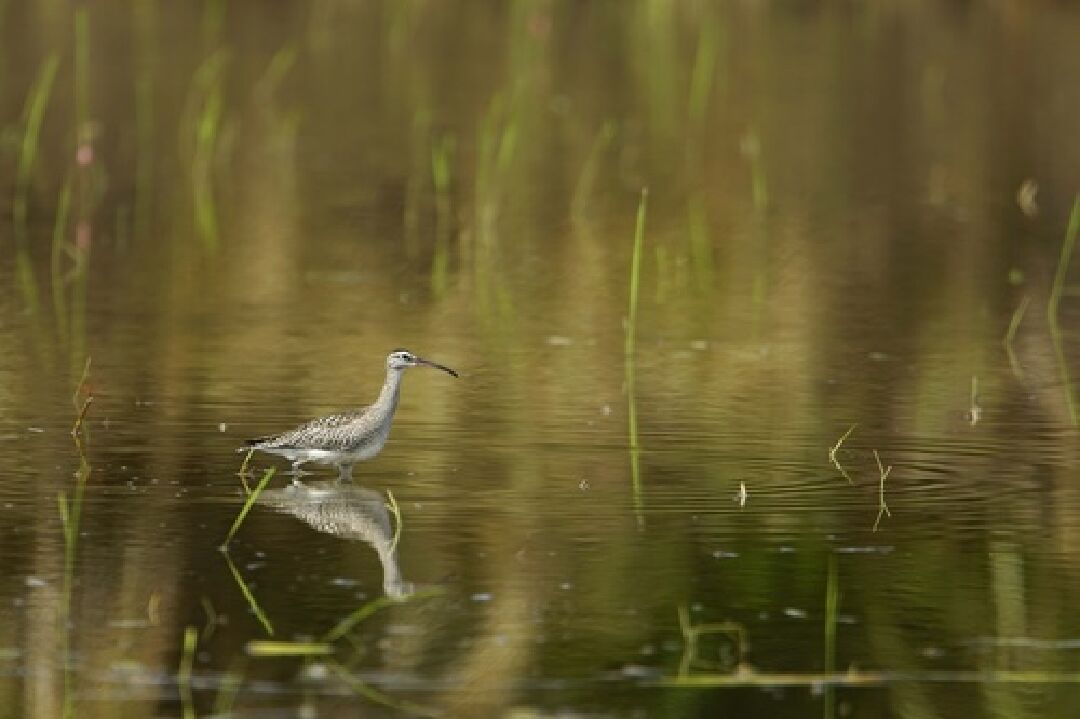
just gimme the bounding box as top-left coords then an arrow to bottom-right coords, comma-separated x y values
258,481 -> 414,599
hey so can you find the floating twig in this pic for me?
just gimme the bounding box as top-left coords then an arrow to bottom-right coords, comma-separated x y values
872,450 -> 892,532
829,424 -> 856,484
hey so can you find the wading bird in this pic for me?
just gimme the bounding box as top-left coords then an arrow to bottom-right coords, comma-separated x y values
245,349 -> 457,480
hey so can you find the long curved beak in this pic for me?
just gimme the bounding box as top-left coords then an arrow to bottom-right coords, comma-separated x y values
416,357 -> 458,377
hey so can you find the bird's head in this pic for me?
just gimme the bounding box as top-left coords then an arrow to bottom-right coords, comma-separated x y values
387,349 -> 458,377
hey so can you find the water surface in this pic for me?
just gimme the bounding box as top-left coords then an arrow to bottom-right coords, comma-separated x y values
2,2 -> 1080,717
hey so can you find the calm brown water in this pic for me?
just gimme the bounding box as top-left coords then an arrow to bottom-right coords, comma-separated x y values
3,2 -> 1080,717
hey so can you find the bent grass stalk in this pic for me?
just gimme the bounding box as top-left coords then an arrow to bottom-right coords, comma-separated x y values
221,467 -> 275,548
626,189 -> 648,529
828,424 -> 856,484
872,450 -> 892,532
1048,196 -> 1080,425
237,448 -> 254,494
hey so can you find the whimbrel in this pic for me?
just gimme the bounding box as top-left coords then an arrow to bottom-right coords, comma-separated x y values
245,349 -> 457,479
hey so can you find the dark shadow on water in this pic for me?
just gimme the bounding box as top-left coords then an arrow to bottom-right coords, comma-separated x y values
257,481 -> 414,600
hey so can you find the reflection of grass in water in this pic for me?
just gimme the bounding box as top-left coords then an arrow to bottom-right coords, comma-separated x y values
183,50 -> 227,252
50,174 -> 74,341
430,132 -> 455,296
385,488 -> 403,554
626,189 -> 648,529
13,54 -> 60,231
12,54 -> 58,339
687,195 -> 713,292
58,359 -> 93,718
824,555 -> 839,719
571,122 -> 616,223
687,16 -> 720,135
133,0 -> 158,242
222,550 -> 275,636
1048,196 -> 1080,424
1004,295 -> 1030,378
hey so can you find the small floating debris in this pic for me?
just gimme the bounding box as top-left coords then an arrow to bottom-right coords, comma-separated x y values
546,335 -> 573,347
470,592 -> 493,602
734,482 -> 748,507
330,577 -> 357,588
834,546 -> 893,555
783,608 -> 807,620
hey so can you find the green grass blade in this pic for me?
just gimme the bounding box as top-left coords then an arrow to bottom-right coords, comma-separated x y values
221,467 -> 274,547
245,640 -> 334,657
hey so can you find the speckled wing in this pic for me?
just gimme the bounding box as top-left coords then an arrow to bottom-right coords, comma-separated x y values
247,409 -> 369,451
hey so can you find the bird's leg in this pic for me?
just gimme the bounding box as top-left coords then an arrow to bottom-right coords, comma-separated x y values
335,463 -> 353,482
290,460 -> 310,485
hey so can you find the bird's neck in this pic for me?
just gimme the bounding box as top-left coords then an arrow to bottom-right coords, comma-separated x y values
374,368 -> 404,415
